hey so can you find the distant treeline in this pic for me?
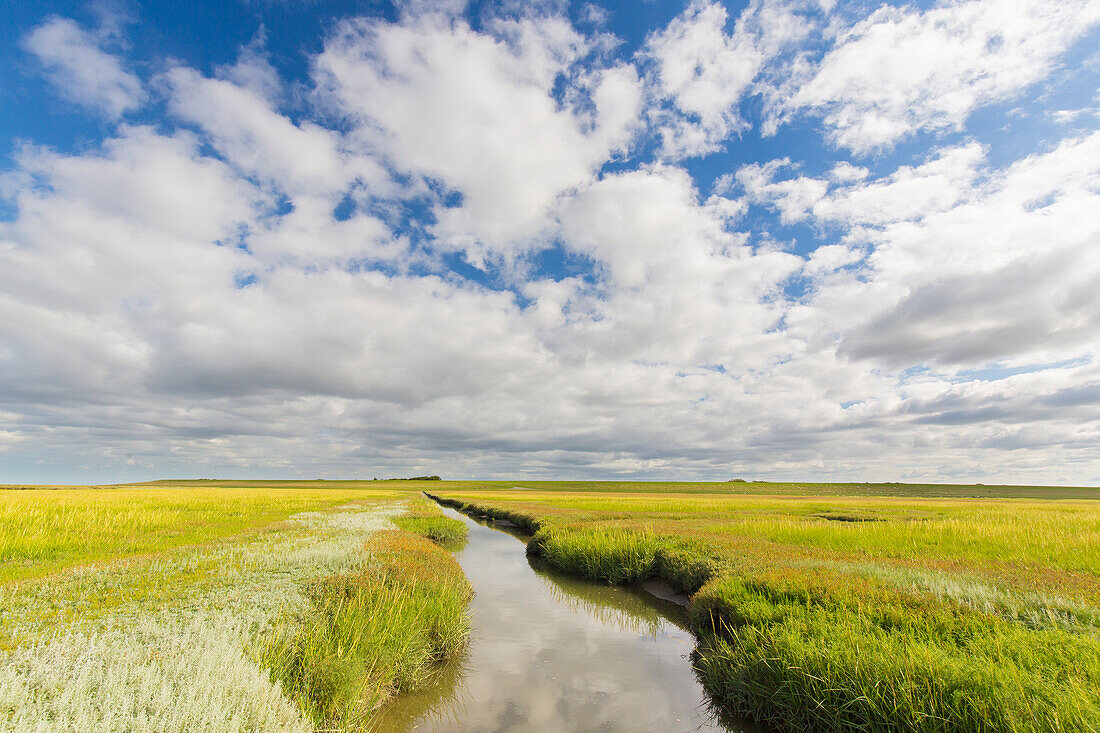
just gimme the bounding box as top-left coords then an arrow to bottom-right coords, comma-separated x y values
373,475 -> 441,481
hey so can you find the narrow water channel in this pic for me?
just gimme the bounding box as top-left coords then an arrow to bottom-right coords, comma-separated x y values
377,506 -> 746,732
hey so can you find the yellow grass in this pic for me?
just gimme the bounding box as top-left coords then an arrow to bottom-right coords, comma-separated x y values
437,489 -> 1100,599
0,484 -> 437,584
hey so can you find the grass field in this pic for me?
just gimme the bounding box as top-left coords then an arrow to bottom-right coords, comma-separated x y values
0,482 -> 469,731
3,479 -> 1098,732
430,482 -> 1100,733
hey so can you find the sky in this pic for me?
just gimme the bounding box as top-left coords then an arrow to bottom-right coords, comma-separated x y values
1,0 -> 1099,485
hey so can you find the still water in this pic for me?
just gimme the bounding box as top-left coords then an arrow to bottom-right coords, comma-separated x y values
377,506 -> 741,733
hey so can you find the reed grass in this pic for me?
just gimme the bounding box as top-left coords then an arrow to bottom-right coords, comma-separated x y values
529,526 -> 659,584
694,608 -> 1100,732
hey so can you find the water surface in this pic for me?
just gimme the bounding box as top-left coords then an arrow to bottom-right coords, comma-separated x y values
379,506 -> 744,732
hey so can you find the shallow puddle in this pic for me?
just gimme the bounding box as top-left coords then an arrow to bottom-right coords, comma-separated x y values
377,506 -> 749,732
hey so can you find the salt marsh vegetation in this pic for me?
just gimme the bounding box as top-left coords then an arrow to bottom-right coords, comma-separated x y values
431,484 -> 1100,732
6,479 -> 1097,732
0,486 -> 470,732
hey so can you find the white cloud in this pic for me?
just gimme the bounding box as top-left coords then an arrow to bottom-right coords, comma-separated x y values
736,158 -> 829,224
819,143 -> 986,225
802,242 -> 863,278
778,0 -> 1100,152
645,1 -> 762,157
0,127 -> 539,414
164,67 -> 352,198
22,16 -> 145,119
739,142 -> 987,225
0,122 -> 809,482
214,38 -> 283,103
314,13 -> 642,258
2,2 -> 1100,485
161,55 -> 406,267
0,128 -> 260,402
800,131 -> 1100,368
828,162 -> 867,183
645,0 -> 822,158
579,3 -> 611,27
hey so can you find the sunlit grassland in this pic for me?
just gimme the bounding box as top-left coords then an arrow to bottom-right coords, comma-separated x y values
438,491 -> 1100,591
0,484 -> 471,731
444,479 -> 1100,500
432,485 -> 1100,732
0,485 -> 403,584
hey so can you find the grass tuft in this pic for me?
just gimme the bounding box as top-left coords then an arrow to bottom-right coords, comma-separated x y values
529,526 -> 659,585
257,529 -> 472,730
693,607 -> 1100,732
392,498 -> 468,545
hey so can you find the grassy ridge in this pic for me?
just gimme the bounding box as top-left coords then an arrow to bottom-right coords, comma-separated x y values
258,502 -> 472,730
432,487 -> 1100,732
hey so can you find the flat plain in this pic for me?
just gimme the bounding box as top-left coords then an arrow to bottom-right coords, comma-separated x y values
2,479 -> 1097,732
432,481 -> 1100,732
0,481 -> 469,732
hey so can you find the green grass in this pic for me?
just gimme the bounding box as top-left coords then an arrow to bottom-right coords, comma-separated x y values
392,498 -> 468,546
5,479 -> 1098,731
0,504 -> 397,731
0,485 -> 474,732
433,480 -> 1100,500
433,484 -> 1100,733
529,526 -> 659,584
5,479 -> 1092,584
257,528 -> 472,730
691,574 -> 1100,732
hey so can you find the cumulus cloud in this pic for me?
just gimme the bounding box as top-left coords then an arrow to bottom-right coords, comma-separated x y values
645,0 -> 823,158
2,1 -> 1099,484
837,132 -> 1100,367
164,68 -> 351,197
314,12 -> 642,258
645,1 -> 762,157
796,0 -> 1095,150
740,142 -> 988,225
22,16 -> 145,119
782,131 -> 1100,371
773,0 -> 1100,152
556,164 -> 801,367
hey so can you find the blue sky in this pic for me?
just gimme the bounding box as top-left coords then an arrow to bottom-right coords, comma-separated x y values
1,0 -> 1099,484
